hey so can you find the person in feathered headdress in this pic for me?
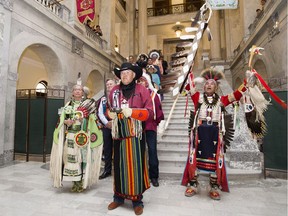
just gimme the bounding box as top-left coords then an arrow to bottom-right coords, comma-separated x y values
136,53 -> 149,68
50,73 -> 103,192
149,49 -> 164,75
181,67 -> 247,200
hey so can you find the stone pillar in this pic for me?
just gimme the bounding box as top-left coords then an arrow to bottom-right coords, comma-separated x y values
0,1 -> 13,165
210,10 -> 221,60
99,0 -> 116,52
201,32 -> 211,70
241,0 -> 259,38
138,0 -> 148,54
127,0 -> 135,56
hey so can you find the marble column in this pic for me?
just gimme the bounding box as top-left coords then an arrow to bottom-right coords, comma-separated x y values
127,0 -> 135,56
99,0 -> 115,52
209,10 -> 221,60
138,0 -> 148,54
0,1 -> 13,165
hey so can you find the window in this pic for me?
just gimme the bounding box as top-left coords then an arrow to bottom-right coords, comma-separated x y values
36,80 -> 47,93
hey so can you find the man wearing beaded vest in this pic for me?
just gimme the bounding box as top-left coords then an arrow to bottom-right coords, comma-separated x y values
181,68 -> 247,200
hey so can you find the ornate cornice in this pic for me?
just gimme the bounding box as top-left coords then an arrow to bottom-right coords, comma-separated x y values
0,0 -> 14,11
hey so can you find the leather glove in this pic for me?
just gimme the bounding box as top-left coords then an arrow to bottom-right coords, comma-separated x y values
122,108 -> 133,118
107,110 -> 117,120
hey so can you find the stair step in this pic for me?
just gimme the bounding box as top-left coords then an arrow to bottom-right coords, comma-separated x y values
161,135 -> 189,142
162,130 -> 188,136
158,147 -> 188,158
165,124 -> 189,130
159,157 -> 186,168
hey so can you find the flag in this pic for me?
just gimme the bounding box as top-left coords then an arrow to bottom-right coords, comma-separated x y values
76,0 -> 95,23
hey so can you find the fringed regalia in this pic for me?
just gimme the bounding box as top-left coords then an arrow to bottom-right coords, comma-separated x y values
181,87 -> 245,192
109,84 -> 153,201
50,99 -> 103,189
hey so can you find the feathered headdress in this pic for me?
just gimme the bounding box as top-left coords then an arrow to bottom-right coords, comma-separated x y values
149,49 -> 161,59
193,67 -> 225,86
137,53 -> 149,62
200,67 -> 225,82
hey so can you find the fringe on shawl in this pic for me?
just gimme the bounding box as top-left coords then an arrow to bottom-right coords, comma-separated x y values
111,115 -> 143,140
49,125 -> 64,188
83,143 -> 103,189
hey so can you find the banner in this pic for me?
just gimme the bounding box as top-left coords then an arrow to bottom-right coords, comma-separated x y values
207,0 -> 238,10
76,0 -> 95,23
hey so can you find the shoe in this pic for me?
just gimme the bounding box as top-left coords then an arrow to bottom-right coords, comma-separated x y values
209,189 -> 221,200
151,178 -> 159,187
99,171 -> 111,180
108,201 -> 123,210
134,206 -> 143,215
185,186 -> 197,197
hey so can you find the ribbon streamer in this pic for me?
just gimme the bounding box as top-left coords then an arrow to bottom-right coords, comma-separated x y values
252,69 -> 287,109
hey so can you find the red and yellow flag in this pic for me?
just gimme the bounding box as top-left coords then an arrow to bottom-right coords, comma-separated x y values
76,0 -> 95,23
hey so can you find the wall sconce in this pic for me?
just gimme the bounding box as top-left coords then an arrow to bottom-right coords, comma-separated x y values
115,35 -> 119,52
175,27 -> 182,37
114,45 -> 119,52
173,23 -> 184,38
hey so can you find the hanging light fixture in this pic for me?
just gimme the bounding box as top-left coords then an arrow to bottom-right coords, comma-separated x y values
114,36 -> 119,52
114,45 -> 119,52
175,27 -> 182,37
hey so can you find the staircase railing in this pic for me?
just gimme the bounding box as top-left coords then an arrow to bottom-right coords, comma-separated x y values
164,94 -> 180,130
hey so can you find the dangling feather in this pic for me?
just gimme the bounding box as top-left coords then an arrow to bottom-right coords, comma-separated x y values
188,110 -> 195,136
77,98 -> 97,118
245,109 -> 267,139
223,113 -> 235,152
77,72 -> 82,86
206,27 -> 213,41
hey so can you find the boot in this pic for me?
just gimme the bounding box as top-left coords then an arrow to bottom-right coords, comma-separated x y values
76,180 -> 84,192
71,181 -> 78,192
185,179 -> 198,197
209,184 -> 221,200
209,174 -> 220,200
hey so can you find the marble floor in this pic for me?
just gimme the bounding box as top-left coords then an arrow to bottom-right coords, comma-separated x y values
0,161 -> 287,216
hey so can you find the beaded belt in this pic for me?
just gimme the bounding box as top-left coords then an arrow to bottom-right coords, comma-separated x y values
198,119 -> 219,126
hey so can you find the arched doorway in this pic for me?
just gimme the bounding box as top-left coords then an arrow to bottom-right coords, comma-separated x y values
253,59 -> 268,82
85,69 -> 104,99
15,44 -> 64,162
17,44 -> 63,89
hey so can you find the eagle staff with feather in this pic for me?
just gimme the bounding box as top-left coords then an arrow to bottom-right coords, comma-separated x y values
243,45 -> 287,139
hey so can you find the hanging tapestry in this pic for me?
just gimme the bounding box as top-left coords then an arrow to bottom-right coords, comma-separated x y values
76,0 -> 95,23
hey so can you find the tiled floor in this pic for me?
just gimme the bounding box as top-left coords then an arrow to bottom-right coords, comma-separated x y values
0,161 -> 287,216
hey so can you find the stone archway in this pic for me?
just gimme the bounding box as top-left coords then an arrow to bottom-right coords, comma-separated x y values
9,33 -> 64,89
17,44 -> 62,89
253,59 -> 268,82
85,70 -> 104,99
